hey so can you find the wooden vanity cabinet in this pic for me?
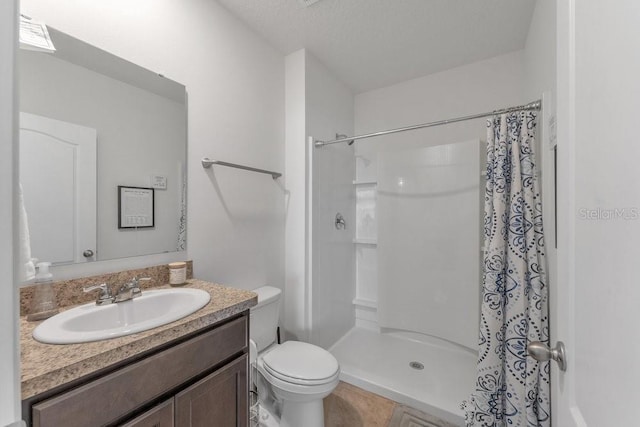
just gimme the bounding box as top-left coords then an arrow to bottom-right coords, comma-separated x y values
24,313 -> 249,427
123,355 -> 248,427
175,355 -> 247,426
121,399 -> 174,427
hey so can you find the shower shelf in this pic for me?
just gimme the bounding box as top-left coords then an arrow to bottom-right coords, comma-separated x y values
352,180 -> 377,186
353,238 -> 377,245
352,298 -> 377,309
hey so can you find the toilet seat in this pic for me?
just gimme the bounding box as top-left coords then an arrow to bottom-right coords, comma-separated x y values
258,341 -> 340,392
261,341 -> 340,386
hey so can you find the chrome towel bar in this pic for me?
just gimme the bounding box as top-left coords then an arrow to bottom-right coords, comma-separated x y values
201,158 -> 281,179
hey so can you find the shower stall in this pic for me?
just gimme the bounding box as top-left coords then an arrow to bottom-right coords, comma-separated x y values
308,101 -> 543,426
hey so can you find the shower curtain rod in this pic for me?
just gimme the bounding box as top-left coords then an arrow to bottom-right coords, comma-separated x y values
314,99 -> 542,147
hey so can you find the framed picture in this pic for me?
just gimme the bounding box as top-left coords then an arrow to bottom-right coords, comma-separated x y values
118,186 -> 155,229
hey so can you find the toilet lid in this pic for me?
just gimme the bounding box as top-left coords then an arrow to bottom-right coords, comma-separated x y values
262,341 -> 339,385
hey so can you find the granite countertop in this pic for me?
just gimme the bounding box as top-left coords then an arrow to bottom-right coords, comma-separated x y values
21,279 -> 257,400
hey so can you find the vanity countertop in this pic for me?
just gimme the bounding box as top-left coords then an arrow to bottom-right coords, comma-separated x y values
21,279 -> 257,400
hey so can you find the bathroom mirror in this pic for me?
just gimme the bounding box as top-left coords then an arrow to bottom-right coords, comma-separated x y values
19,27 -> 187,266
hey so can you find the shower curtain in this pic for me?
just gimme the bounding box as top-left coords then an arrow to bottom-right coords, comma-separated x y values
463,111 -> 550,426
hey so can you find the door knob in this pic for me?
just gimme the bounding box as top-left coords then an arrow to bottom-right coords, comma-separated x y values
528,341 -> 566,371
83,249 -> 94,258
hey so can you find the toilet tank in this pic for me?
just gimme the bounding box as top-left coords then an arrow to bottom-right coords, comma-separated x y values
250,286 -> 281,352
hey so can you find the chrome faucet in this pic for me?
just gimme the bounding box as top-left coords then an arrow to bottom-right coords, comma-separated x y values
83,283 -> 114,306
114,277 -> 150,303
83,277 -> 151,305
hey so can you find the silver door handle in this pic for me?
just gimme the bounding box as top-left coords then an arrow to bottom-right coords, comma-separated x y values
83,249 -> 94,258
528,341 -> 567,371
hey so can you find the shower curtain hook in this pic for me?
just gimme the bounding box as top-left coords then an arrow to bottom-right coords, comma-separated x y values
336,133 -> 355,146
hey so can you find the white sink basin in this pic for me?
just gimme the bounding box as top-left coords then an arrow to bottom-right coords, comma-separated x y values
33,288 -> 211,344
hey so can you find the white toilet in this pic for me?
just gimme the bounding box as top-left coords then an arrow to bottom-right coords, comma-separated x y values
250,286 -> 340,427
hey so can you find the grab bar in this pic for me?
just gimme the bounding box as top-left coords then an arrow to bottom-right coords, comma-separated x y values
201,158 -> 282,179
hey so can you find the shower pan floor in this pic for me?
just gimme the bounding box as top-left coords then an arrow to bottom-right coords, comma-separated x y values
329,327 -> 476,427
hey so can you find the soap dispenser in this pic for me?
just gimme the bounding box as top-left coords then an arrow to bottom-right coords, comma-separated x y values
27,262 -> 59,321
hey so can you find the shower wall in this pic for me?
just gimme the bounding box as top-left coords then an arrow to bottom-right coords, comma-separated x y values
306,53 -> 355,349
353,50 -> 527,331
285,49 -> 355,348
377,141 -> 480,350
311,142 -> 355,349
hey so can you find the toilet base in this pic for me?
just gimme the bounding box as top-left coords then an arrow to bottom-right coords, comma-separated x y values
256,402 -> 280,427
280,399 -> 325,427
256,398 -> 326,427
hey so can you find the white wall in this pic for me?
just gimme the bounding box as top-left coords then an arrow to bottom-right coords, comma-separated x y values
284,49 -> 307,340
0,1 -> 21,423
355,50 -> 526,181
524,0 -> 557,102
20,51 -> 185,261
352,51 -> 526,328
284,49 -> 355,346
21,0 -> 285,290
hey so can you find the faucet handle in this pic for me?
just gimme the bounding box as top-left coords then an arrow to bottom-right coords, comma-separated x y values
83,283 -> 113,305
127,277 -> 150,298
130,277 -> 151,288
83,283 -> 110,293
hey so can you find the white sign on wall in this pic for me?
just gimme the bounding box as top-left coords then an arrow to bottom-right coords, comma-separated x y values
151,175 -> 167,190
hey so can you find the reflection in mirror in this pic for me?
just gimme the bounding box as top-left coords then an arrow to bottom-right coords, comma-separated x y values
19,28 -> 187,267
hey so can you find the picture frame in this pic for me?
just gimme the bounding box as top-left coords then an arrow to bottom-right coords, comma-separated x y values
118,186 -> 155,229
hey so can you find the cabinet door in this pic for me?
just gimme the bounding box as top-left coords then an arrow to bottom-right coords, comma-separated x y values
175,355 -> 248,427
120,399 -> 174,427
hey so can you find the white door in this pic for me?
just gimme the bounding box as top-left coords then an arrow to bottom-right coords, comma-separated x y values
1,0 -> 20,423
553,1 -> 640,425
553,2 -> 578,423
19,113 -> 97,264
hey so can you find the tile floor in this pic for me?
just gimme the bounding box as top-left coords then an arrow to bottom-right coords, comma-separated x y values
324,382 -> 457,427
324,382 -> 396,427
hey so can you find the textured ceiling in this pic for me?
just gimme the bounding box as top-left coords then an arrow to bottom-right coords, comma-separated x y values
216,0 -> 537,93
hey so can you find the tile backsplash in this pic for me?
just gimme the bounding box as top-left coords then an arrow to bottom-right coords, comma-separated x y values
20,261 -> 193,317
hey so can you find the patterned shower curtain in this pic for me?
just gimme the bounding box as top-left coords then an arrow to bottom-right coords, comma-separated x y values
462,111 -> 550,426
